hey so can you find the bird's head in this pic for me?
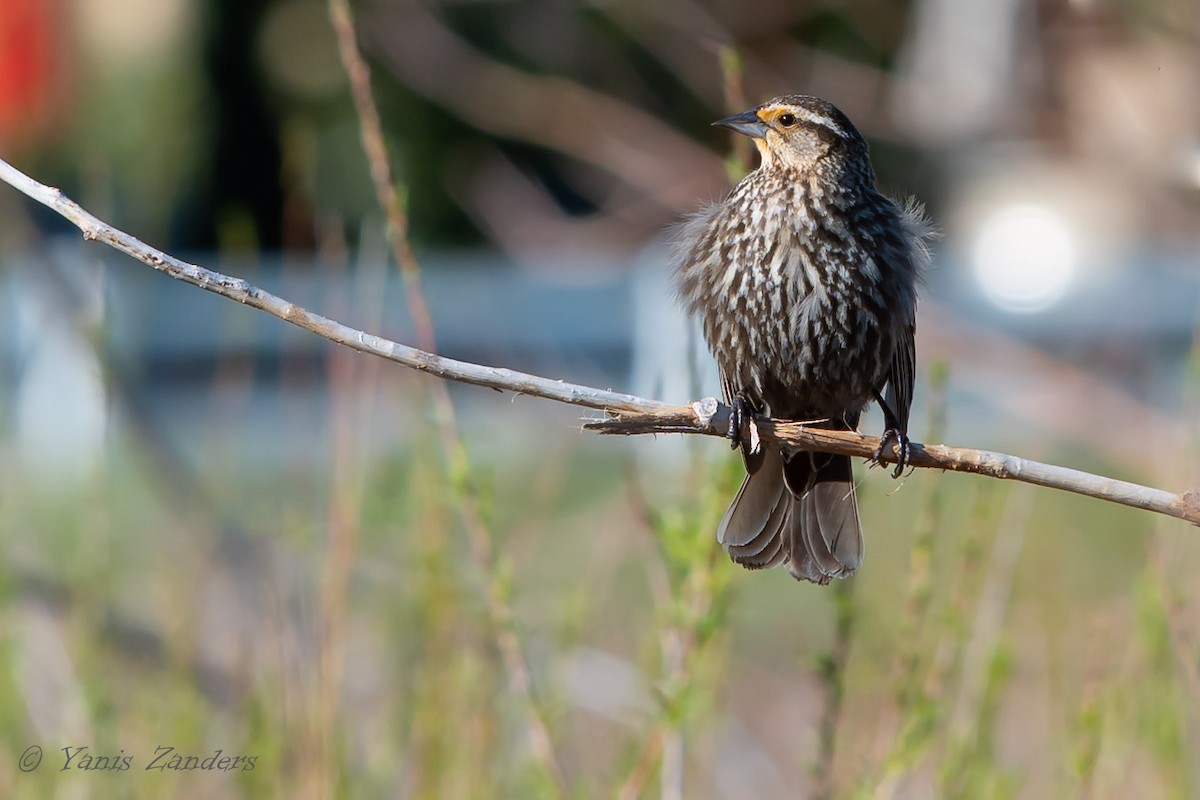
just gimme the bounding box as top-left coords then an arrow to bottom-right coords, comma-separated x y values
714,95 -> 870,177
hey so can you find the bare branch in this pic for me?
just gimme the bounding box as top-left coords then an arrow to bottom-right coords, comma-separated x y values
586,401 -> 1200,526
1,156 -> 1197,529
0,158 -> 658,415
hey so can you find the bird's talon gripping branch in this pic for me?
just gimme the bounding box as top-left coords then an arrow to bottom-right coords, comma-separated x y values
874,428 -> 909,479
727,394 -> 752,450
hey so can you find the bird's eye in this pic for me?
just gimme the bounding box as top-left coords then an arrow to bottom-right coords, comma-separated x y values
778,113 -> 796,127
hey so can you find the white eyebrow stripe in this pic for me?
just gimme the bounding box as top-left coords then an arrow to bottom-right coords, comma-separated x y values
796,109 -> 848,137
758,102 -> 852,139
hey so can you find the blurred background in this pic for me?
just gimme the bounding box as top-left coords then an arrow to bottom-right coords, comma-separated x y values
2,0 -> 1199,797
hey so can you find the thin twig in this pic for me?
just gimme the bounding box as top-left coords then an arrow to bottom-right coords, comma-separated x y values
866,364 -> 950,791
617,729 -> 665,800
895,363 -> 951,706
610,450 -> 729,794
315,217 -> 362,800
1,157 -> 1197,529
813,578 -> 855,800
325,2 -> 567,793
615,570 -> 718,800
328,0 -> 432,346
946,486 -> 1031,744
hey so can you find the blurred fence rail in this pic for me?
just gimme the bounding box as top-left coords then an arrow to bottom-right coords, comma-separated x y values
2,236 -> 1198,475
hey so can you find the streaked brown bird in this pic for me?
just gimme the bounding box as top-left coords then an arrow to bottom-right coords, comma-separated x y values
673,95 -> 933,584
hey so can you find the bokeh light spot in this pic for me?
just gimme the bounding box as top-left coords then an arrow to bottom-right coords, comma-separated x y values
973,204 -> 1076,313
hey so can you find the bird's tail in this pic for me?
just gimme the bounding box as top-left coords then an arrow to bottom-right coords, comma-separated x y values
717,447 -> 862,584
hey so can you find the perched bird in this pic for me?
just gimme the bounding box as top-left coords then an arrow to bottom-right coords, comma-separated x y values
672,95 -> 932,584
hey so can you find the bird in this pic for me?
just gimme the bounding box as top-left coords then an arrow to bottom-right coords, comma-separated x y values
672,94 -> 933,585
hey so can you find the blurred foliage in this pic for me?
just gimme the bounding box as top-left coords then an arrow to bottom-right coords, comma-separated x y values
2,382 -> 1198,797
15,0 -> 948,254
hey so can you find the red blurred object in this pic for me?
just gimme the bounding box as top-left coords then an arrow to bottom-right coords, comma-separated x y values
0,0 -> 60,146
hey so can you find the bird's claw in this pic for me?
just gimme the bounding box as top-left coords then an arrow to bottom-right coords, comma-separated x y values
874,428 -> 909,479
727,395 -> 752,450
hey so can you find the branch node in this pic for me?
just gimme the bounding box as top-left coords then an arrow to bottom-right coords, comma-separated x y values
1180,491 -> 1200,526
692,397 -> 720,428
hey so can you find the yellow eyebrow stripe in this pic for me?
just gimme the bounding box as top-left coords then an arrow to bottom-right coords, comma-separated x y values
756,106 -> 788,123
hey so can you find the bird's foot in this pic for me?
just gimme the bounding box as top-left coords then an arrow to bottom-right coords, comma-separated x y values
727,394 -> 752,450
873,428 -> 909,479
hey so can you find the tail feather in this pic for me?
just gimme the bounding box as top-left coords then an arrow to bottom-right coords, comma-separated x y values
786,452 -> 862,581
718,449 -> 791,568
718,448 -> 863,584
717,448 -> 786,550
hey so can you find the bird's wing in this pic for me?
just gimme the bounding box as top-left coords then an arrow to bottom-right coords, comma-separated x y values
882,322 -> 915,437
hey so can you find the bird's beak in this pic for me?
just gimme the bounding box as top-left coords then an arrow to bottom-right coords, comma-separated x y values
712,109 -> 769,139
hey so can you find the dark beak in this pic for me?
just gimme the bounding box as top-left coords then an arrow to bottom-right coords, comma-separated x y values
712,109 -> 768,139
